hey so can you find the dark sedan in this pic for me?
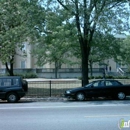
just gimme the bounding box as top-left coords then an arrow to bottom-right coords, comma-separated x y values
64,79 -> 130,101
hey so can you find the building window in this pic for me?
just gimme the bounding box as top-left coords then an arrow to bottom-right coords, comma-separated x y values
21,61 -> 26,68
21,42 -> 26,52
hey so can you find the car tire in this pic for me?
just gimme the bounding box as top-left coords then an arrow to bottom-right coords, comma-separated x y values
76,92 -> 85,101
6,92 -> 18,103
117,92 -> 126,100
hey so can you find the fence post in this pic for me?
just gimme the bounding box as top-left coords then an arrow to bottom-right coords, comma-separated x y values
49,80 -> 51,97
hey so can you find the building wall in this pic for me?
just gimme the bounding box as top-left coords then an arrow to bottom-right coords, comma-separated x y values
14,42 -> 43,69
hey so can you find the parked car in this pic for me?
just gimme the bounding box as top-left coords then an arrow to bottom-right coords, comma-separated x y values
64,79 -> 130,101
0,76 -> 28,103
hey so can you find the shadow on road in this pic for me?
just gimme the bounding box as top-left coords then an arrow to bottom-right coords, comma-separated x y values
0,96 -> 130,104
0,100 -> 35,104
65,96 -> 130,105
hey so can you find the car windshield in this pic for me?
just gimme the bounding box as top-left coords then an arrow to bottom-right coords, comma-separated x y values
85,82 -> 93,87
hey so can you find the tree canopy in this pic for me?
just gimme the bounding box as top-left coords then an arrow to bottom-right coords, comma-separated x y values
119,36 -> 130,67
38,0 -> 129,85
0,0 -> 45,75
0,0 -> 129,82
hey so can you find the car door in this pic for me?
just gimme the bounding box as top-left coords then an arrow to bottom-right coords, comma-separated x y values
85,80 -> 105,97
93,80 -> 106,97
0,78 -> 12,99
103,80 -> 118,97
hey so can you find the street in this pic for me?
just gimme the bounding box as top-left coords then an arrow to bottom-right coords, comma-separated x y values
0,99 -> 130,130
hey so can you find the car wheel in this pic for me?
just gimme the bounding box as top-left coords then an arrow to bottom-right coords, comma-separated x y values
76,92 -> 85,101
6,92 -> 18,103
117,92 -> 126,100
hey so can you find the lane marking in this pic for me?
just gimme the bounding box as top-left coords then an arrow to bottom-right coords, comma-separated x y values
85,115 -> 130,118
0,104 -> 129,110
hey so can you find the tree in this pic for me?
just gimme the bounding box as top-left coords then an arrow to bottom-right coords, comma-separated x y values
0,0 -> 45,75
32,9 -> 78,78
42,0 -> 129,85
119,36 -> 130,69
89,33 -> 122,76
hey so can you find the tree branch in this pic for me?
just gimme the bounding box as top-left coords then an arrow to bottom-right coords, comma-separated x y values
74,0 -> 83,43
56,0 -> 75,15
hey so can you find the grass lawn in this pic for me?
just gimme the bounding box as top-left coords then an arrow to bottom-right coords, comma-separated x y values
26,80 -> 81,97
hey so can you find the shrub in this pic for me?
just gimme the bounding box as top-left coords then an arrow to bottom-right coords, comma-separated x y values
105,75 -> 114,79
14,73 -> 38,78
24,73 -> 38,78
115,76 -> 129,79
94,76 -> 102,79
89,76 -> 95,79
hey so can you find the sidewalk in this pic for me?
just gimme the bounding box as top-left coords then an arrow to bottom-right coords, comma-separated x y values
21,97 -> 68,102
21,96 -> 130,102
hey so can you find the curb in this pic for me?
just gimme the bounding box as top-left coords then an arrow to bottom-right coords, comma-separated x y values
21,97 -> 68,102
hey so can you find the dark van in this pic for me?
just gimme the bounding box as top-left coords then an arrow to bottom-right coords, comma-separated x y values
0,76 -> 28,103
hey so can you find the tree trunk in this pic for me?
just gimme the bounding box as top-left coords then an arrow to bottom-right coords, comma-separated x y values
82,55 -> 89,86
5,55 -> 14,76
89,60 -> 93,77
5,62 -> 14,76
55,61 -> 58,79
81,40 -> 90,86
74,0 -> 93,86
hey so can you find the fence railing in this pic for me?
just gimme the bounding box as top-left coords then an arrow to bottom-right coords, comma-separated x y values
26,80 -> 82,98
25,79 -> 130,98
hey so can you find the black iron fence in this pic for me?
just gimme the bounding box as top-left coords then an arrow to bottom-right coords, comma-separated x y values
25,79 -> 130,98
26,80 -> 82,98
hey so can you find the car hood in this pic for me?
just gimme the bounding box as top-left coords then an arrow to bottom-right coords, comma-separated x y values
70,87 -> 85,92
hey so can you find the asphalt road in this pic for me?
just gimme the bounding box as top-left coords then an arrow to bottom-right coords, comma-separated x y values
0,99 -> 130,130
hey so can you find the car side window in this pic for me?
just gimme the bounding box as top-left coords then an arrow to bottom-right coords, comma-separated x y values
3,79 -> 11,86
93,82 -> 99,87
105,81 -> 113,86
99,81 -> 105,87
93,81 -> 104,88
13,79 -> 19,86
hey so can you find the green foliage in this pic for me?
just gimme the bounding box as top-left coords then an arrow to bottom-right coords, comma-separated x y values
88,76 -> 95,79
1,0 -> 128,80
4,71 -> 37,78
24,73 -> 38,78
88,75 -> 130,79
116,76 -> 129,79
14,73 -> 38,78
0,0 -> 26,63
32,7 -> 79,68
119,36 -> 130,66
38,0 -> 129,85
90,33 -> 121,62
0,0 -> 45,75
